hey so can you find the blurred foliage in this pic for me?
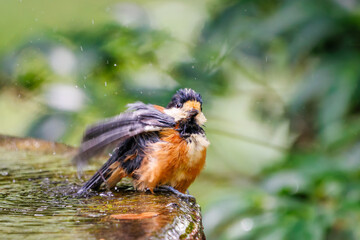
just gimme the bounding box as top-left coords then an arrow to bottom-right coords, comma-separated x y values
0,21 -> 228,142
1,0 -> 360,239
200,0 -> 360,239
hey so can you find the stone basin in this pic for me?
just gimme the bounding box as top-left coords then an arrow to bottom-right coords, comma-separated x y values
0,135 -> 205,239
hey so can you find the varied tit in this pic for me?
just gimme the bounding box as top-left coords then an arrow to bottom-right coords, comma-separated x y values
74,88 -> 209,198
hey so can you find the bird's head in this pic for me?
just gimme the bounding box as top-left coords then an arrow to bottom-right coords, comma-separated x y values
165,88 -> 206,126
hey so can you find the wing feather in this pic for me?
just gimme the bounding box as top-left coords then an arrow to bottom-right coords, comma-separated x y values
73,102 -> 174,168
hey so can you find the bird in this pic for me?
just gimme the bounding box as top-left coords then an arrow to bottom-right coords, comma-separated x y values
74,88 -> 210,198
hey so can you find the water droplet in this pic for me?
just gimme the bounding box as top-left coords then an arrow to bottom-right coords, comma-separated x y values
105,81 -> 107,87
92,19 -> 95,25
191,65 -> 195,69
114,63 -> 117,66
80,45 -> 83,52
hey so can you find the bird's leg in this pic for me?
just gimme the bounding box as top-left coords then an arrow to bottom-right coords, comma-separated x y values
155,186 -> 195,200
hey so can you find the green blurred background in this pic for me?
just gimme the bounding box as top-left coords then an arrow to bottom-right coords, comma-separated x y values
1,0 -> 360,239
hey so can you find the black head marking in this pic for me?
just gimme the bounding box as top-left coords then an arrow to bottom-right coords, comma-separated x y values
167,88 -> 203,109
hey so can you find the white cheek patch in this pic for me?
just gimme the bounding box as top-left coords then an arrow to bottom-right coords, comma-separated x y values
164,107 -> 207,126
164,108 -> 187,122
195,112 -> 207,126
186,134 -> 210,164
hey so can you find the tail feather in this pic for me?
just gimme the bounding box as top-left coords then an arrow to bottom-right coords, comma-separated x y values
77,171 -> 104,196
77,151 -> 121,196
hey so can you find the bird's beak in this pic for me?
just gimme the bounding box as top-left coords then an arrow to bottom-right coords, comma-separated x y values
189,108 -> 199,118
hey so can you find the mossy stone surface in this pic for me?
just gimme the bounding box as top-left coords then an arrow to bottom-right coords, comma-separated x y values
0,135 -> 205,239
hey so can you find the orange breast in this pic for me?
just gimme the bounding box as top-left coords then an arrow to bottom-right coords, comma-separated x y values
134,129 -> 208,193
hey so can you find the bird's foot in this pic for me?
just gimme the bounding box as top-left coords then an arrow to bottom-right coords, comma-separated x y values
154,186 -> 195,201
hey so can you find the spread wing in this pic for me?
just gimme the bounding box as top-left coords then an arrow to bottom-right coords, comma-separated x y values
73,102 -> 174,168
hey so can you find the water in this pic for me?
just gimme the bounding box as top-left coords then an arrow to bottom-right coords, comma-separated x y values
0,148 -> 94,239
0,137 -> 204,239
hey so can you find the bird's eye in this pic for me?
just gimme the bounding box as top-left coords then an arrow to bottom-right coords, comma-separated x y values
176,103 -> 182,108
